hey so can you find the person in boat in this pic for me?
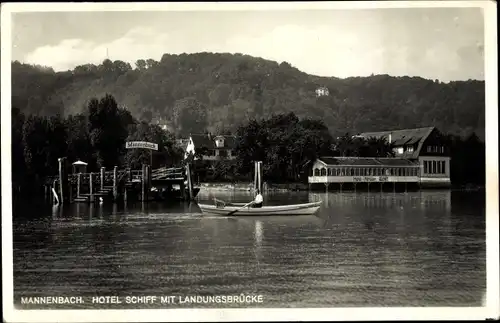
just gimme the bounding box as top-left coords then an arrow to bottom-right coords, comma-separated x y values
251,189 -> 263,208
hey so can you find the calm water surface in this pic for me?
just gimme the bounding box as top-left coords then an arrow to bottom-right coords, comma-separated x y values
13,190 -> 486,308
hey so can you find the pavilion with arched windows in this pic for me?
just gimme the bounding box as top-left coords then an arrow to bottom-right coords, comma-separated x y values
307,157 -> 421,191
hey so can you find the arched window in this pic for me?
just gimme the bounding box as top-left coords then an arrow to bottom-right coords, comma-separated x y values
327,168 -> 332,176
314,168 -> 320,176
320,168 -> 327,176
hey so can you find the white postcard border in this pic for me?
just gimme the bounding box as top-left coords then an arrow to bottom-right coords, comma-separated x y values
1,1 -> 498,322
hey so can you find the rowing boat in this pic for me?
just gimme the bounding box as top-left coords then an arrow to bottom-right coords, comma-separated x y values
198,201 -> 322,216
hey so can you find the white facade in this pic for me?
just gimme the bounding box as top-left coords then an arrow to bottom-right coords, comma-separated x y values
418,156 -> 451,187
184,137 -> 196,159
315,87 -> 329,97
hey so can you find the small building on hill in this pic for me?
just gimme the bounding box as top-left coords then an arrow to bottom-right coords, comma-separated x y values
359,126 -> 450,188
315,86 -> 329,97
181,133 -> 237,161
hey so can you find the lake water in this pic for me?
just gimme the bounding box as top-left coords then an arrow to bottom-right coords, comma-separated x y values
12,190 -> 486,308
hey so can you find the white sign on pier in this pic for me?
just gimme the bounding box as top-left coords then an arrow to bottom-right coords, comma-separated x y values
125,141 -> 158,151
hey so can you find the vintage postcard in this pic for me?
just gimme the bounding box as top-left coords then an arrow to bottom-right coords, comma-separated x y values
1,1 -> 498,322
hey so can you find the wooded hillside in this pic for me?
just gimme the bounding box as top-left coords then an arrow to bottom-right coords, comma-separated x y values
12,52 -> 485,138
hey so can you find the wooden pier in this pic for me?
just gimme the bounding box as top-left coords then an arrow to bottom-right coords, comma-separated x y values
44,157 -> 197,204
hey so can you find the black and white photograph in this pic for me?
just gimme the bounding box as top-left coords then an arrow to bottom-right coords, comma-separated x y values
1,1 -> 498,322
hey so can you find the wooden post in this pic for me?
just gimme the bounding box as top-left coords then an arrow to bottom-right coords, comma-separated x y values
100,167 -> 105,191
58,158 -> 64,204
141,164 -> 146,201
89,173 -> 94,203
254,161 -> 258,194
124,168 -> 130,203
77,173 -> 81,197
148,165 -> 152,189
180,181 -> 186,200
113,166 -> 118,201
258,161 -> 263,193
50,182 -> 54,204
186,163 -> 193,200
145,165 -> 150,201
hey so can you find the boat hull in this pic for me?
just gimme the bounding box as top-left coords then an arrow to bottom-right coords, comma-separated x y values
198,201 -> 322,216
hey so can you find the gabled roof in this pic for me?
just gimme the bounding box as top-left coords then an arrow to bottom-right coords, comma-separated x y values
218,135 -> 237,149
316,157 -> 419,167
190,134 -> 214,149
359,127 -> 435,159
190,134 -> 237,149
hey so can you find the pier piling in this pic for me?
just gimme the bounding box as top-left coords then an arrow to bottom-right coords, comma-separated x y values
89,173 -> 94,203
141,164 -> 146,201
58,158 -> 64,204
100,167 -> 105,191
77,173 -> 81,198
186,163 -> 193,200
113,166 -> 118,200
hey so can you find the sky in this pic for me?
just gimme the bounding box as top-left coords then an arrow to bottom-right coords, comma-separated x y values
10,6 -> 485,82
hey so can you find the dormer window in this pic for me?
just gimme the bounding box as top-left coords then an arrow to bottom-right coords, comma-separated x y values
215,136 -> 225,148
407,146 -> 414,153
396,147 -> 404,154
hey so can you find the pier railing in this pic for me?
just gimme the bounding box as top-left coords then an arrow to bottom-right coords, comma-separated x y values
45,166 -> 187,186
151,167 -> 185,180
44,163 -> 197,204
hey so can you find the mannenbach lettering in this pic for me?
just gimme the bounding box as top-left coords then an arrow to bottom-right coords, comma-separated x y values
21,296 -> 84,304
125,141 -> 158,151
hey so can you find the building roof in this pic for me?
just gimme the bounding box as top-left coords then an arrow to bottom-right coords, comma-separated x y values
317,157 -> 419,167
190,133 -> 237,149
359,127 -> 435,159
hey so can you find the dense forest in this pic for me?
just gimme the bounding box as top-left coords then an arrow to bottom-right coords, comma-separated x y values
10,53 -> 486,199
11,93 -> 484,201
12,52 -> 485,139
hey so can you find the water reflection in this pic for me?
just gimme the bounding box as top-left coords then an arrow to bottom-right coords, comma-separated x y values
13,189 -> 485,308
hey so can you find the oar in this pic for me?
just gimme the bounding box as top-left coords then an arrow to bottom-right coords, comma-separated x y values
227,201 -> 254,216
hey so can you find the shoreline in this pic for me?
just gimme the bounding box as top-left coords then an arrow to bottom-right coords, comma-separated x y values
197,182 -> 485,192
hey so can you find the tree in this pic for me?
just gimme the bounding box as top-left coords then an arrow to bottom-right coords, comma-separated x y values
135,59 -> 147,71
173,97 -> 208,136
234,112 -> 334,182
124,122 -> 183,169
88,94 -> 132,168
12,107 -> 26,191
